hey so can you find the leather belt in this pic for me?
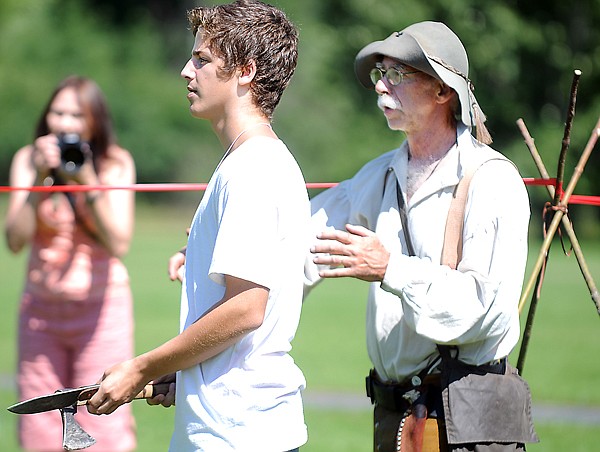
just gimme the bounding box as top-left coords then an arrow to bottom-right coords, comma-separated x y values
366,369 -> 440,413
366,357 -> 507,413
457,357 -> 507,376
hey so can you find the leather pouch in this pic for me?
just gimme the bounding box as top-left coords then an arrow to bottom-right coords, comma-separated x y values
441,361 -> 539,445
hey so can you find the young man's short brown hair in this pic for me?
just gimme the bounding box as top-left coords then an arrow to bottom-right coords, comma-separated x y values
187,0 -> 298,119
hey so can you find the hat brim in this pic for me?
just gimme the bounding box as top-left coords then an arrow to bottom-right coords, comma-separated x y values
355,33 -> 438,88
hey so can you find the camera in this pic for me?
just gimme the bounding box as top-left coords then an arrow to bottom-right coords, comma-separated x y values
58,133 -> 88,174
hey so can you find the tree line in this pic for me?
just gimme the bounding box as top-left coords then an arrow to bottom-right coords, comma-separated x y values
1,0 -> 599,231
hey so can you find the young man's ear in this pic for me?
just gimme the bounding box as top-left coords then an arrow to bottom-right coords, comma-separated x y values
239,60 -> 257,86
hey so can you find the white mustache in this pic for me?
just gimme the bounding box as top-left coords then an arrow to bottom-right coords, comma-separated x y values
377,94 -> 400,111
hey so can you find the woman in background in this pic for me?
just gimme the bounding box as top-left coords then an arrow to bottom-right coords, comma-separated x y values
5,75 -> 137,451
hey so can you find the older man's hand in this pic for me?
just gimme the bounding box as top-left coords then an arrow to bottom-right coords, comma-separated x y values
311,224 -> 390,282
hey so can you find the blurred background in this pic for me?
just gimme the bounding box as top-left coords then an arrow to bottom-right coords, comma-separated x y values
1,0 -> 600,451
1,0 -> 600,230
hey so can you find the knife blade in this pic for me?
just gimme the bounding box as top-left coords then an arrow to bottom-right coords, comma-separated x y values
7,382 -> 171,415
7,384 -> 100,415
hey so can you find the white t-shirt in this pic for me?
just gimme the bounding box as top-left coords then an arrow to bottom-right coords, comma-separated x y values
170,137 -> 310,451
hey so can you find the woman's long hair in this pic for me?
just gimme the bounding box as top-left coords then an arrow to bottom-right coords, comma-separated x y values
34,75 -> 117,162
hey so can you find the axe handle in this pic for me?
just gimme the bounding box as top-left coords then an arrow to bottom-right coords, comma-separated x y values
134,382 -> 172,400
76,382 -> 173,406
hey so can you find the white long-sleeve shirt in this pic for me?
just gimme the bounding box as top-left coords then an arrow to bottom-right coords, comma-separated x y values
305,125 -> 530,383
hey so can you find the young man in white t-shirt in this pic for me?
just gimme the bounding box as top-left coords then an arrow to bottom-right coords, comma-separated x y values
87,1 -> 309,450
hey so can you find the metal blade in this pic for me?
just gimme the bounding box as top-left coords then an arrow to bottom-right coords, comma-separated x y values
6,384 -> 100,415
61,403 -> 96,450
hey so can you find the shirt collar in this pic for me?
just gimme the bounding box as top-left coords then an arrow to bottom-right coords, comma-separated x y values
389,124 -> 479,205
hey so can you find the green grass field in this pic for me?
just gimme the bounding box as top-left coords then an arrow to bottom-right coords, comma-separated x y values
1,199 -> 599,451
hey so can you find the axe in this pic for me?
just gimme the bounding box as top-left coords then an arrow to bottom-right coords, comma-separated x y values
7,383 -> 170,451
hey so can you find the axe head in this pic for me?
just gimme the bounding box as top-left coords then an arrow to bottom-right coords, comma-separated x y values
7,386 -> 99,451
60,402 -> 96,451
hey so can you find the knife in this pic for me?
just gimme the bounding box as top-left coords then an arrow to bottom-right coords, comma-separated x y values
7,383 -> 170,415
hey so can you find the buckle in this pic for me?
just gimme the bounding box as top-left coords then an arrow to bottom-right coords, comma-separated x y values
481,357 -> 507,374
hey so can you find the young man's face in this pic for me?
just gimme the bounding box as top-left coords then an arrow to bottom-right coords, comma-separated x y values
181,30 -> 236,121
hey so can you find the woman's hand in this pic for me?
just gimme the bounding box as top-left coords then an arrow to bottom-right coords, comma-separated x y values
31,134 -> 61,180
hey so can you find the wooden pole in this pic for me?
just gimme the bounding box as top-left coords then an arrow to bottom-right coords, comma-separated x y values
518,115 -> 600,315
516,114 -> 600,373
517,119 -> 600,312
553,70 -> 581,205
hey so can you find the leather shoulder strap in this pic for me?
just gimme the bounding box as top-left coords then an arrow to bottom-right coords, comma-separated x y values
441,157 -> 504,269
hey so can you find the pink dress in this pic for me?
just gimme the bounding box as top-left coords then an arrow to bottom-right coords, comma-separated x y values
17,191 -> 136,451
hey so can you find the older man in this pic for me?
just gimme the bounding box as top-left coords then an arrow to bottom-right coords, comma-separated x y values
305,22 -> 538,451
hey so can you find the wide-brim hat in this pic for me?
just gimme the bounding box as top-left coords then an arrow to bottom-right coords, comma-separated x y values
354,21 -> 485,129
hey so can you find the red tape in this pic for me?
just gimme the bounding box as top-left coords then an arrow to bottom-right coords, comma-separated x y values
2,179 -> 600,206
0,182 -> 339,192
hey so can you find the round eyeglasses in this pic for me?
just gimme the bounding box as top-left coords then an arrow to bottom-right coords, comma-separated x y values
369,63 -> 418,86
